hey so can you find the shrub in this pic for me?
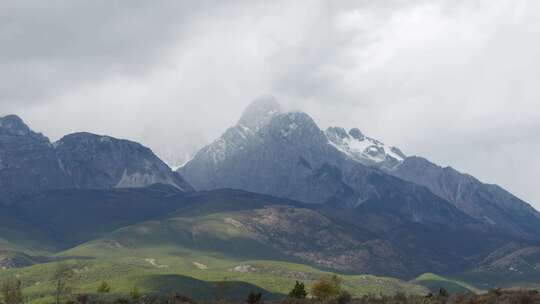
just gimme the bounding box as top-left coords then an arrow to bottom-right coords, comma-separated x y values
1,278 -> 23,304
289,281 -> 308,299
311,275 -> 342,302
97,281 -> 111,293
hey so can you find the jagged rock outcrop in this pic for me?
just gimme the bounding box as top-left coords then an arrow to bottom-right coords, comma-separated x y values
0,115 -> 72,204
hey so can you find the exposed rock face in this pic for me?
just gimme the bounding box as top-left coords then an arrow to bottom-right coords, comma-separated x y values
234,205 -> 411,275
0,115 -> 72,203
181,101 -> 462,215
55,132 -> 193,191
389,156 -> 540,238
181,110 -> 351,204
326,128 -> 540,238
181,97 -> 540,243
0,115 -> 193,200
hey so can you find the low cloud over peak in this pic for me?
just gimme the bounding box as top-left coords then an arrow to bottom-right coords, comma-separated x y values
1,0 -> 539,207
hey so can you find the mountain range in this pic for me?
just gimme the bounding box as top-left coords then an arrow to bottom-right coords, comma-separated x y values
0,115 -> 192,206
180,97 -> 540,239
1,97 -> 540,299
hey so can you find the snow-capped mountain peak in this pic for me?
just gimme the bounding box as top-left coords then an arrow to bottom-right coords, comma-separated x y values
325,127 -> 406,169
188,97 -> 407,171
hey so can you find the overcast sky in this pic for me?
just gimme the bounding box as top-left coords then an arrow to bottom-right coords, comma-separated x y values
1,0 -> 539,207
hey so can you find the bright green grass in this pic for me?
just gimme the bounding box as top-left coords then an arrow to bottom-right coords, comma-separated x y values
62,231 -> 428,297
413,273 -> 484,294
0,254 -> 428,304
0,238 -> 429,304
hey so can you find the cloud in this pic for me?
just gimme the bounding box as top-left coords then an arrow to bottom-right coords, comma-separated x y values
0,0 -> 539,206
0,0 -> 211,103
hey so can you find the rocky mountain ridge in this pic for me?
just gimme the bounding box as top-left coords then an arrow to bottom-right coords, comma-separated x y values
55,132 -> 193,191
0,115 -> 193,202
180,97 -> 540,240
0,115 -> 73,204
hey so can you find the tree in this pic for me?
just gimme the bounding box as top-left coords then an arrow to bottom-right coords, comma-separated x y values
52,263 -> 75,304
288,281 -> 308,299
245,292 -> 262,304
1,278 -> 23,304
97,281 -> 111,293
311,275 -> 342,302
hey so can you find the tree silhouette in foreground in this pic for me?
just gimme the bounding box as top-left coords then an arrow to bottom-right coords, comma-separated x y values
288,281 -> 308,299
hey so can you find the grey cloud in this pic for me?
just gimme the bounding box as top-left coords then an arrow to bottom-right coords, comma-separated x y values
0,0 -> 539,207
0,0 -> 214,102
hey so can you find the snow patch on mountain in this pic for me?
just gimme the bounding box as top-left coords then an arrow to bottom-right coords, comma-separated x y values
197,124 -> 258,165
171,155 -> 192,171
326,127 -> 405,170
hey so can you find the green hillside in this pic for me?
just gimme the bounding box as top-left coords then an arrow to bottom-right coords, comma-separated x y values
0,254 -> 428,303
57,210 -> 427,297
6,187 -> 516,302
0,206 -> 428,303
413,273 -> 483,294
